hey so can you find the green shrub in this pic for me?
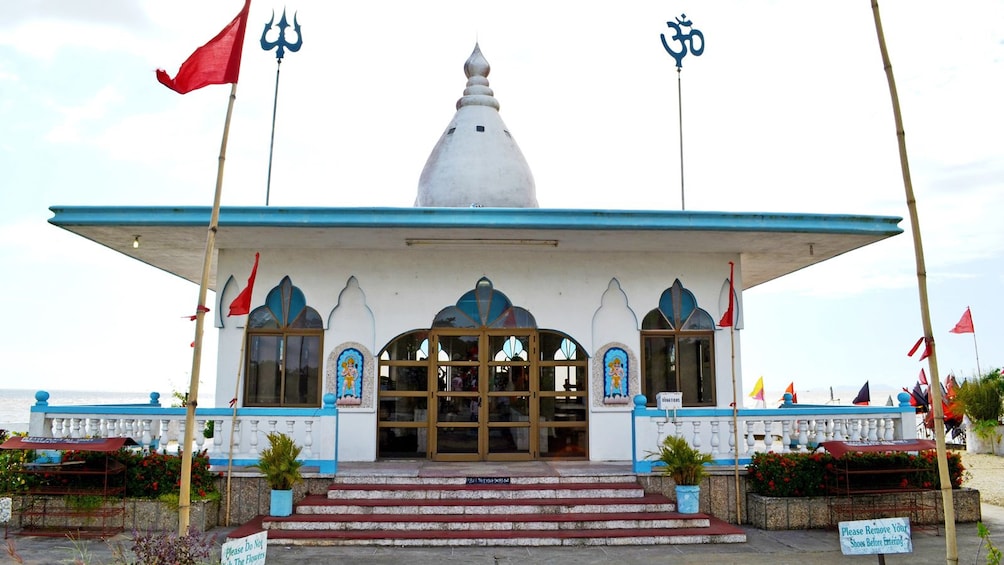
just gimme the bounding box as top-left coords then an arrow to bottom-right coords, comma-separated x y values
0,430 -> 33,494
957,369 -> 1004,425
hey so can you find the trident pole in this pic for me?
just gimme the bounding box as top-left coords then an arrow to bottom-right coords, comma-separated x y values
869,3 -> 956,563
265,58 -> 281,206
179,82 -> 238,535
260,9 -> 303,206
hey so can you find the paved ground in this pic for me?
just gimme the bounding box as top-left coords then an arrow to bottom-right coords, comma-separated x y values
4,503 -> 1003,565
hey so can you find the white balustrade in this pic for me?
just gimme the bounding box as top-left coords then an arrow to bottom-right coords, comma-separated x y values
303,420 -> 314,459
25,391 -> 340,473
710,421 -> 720,455
631,398 -> 919,468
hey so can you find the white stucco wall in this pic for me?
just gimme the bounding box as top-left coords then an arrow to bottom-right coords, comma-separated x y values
213,246 -> 744,462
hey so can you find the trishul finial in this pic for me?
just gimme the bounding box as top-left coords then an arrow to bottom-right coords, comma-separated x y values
261,8 -> 303,60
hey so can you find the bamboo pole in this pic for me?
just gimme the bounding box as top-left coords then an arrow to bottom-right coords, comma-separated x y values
179,82 -> 238,536
868,3 -> 957,564
729,325 -> 741,524
225,323 -> 250,526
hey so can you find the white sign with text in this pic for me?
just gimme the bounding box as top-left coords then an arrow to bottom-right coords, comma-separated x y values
839,517 -> 912,555
656,392 -> 683,410
221,530 -> 268,565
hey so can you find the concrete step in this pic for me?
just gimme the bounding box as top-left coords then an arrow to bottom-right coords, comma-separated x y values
226,472 -> 748,547
263,510 -> 709,532
296,493 -> 677,515
237,516 -> 747,547
328,474 -> 640,486
324,481 -> 645,500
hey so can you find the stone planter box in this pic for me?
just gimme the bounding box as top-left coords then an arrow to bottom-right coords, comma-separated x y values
747,488 -> 981,530
11,496 -> 219,533
965,423 -> 1004,454
123,498 -> 219,532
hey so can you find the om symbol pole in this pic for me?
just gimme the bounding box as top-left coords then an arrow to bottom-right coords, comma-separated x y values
261,9 -> 303,206
660,14 -> 704,211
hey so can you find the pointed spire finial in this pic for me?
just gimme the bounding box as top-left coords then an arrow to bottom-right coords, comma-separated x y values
457,43 -> 499,110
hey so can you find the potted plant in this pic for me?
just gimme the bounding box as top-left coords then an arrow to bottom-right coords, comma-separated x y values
956,369 -> 1004,454
255,432 -> 303,517
649,435 -> 713,514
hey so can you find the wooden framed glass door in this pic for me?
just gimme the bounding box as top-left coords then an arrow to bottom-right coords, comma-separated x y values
430,330 -> 536,461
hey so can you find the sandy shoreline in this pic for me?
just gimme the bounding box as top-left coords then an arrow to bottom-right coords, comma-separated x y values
960,450 -> 1004,506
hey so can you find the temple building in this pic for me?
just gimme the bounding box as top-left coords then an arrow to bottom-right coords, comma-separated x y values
48,45 -> 901,463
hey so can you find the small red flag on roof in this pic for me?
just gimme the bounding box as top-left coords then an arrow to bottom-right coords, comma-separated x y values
228,252 -> 260,317
719,261 -> 735,327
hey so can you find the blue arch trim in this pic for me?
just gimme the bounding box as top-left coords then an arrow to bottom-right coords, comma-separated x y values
434,277 -> 536,329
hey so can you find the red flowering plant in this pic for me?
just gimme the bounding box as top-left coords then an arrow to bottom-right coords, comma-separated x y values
747,450 -> 967,497
61,448 -> 219,501
747,452 -> 830,497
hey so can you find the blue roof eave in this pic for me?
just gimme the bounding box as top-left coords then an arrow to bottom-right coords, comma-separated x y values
48,206 -> 904,237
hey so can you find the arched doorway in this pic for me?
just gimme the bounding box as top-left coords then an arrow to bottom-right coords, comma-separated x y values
377,278 -> 588,461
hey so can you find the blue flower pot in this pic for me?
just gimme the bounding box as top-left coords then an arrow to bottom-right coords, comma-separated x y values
675,484 -> 700,514
270,489 -> 294,517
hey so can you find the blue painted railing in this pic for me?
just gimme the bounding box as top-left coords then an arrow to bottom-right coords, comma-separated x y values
632,392 -> 918,473
27,390 -> 339,474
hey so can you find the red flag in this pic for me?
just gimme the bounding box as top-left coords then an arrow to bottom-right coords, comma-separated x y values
228,252 -> 259,316
852,381 -> 870,406
719,261 -> 735,327
156,0 -> 252,94
918,368 -> 928,386
949,307 -> 975,334
908,336 -> 931,362
781,382 -> 797,403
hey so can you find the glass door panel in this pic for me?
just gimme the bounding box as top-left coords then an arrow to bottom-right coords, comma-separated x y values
431,333 -> 483,460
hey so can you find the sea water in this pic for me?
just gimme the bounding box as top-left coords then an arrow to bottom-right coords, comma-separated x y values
0,388 -> 215,434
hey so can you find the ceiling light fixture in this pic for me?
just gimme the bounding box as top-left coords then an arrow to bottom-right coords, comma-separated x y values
405,238 -> 559,247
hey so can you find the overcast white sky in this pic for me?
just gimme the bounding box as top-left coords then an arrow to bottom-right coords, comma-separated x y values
0,1 -> 1001,406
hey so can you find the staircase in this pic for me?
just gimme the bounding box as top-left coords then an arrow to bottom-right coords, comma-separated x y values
237,462 -> 746,547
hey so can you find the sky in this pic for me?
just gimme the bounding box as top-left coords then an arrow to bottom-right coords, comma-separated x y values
0,1 -> 1001,406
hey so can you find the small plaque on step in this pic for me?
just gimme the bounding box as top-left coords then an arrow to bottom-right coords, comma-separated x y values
466,477 -> 511,485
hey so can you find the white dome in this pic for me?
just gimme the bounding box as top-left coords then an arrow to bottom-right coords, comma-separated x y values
415,44 -> 538,208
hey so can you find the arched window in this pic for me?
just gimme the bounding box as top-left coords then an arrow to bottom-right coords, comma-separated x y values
641,279 -> 715,407
244,276 -> 323,407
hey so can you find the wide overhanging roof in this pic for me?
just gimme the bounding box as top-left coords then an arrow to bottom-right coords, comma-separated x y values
49,206 -> 902,290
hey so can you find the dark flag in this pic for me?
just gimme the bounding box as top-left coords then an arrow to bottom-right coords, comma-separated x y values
911,382 -> 929,411
852,381 -> 870,406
